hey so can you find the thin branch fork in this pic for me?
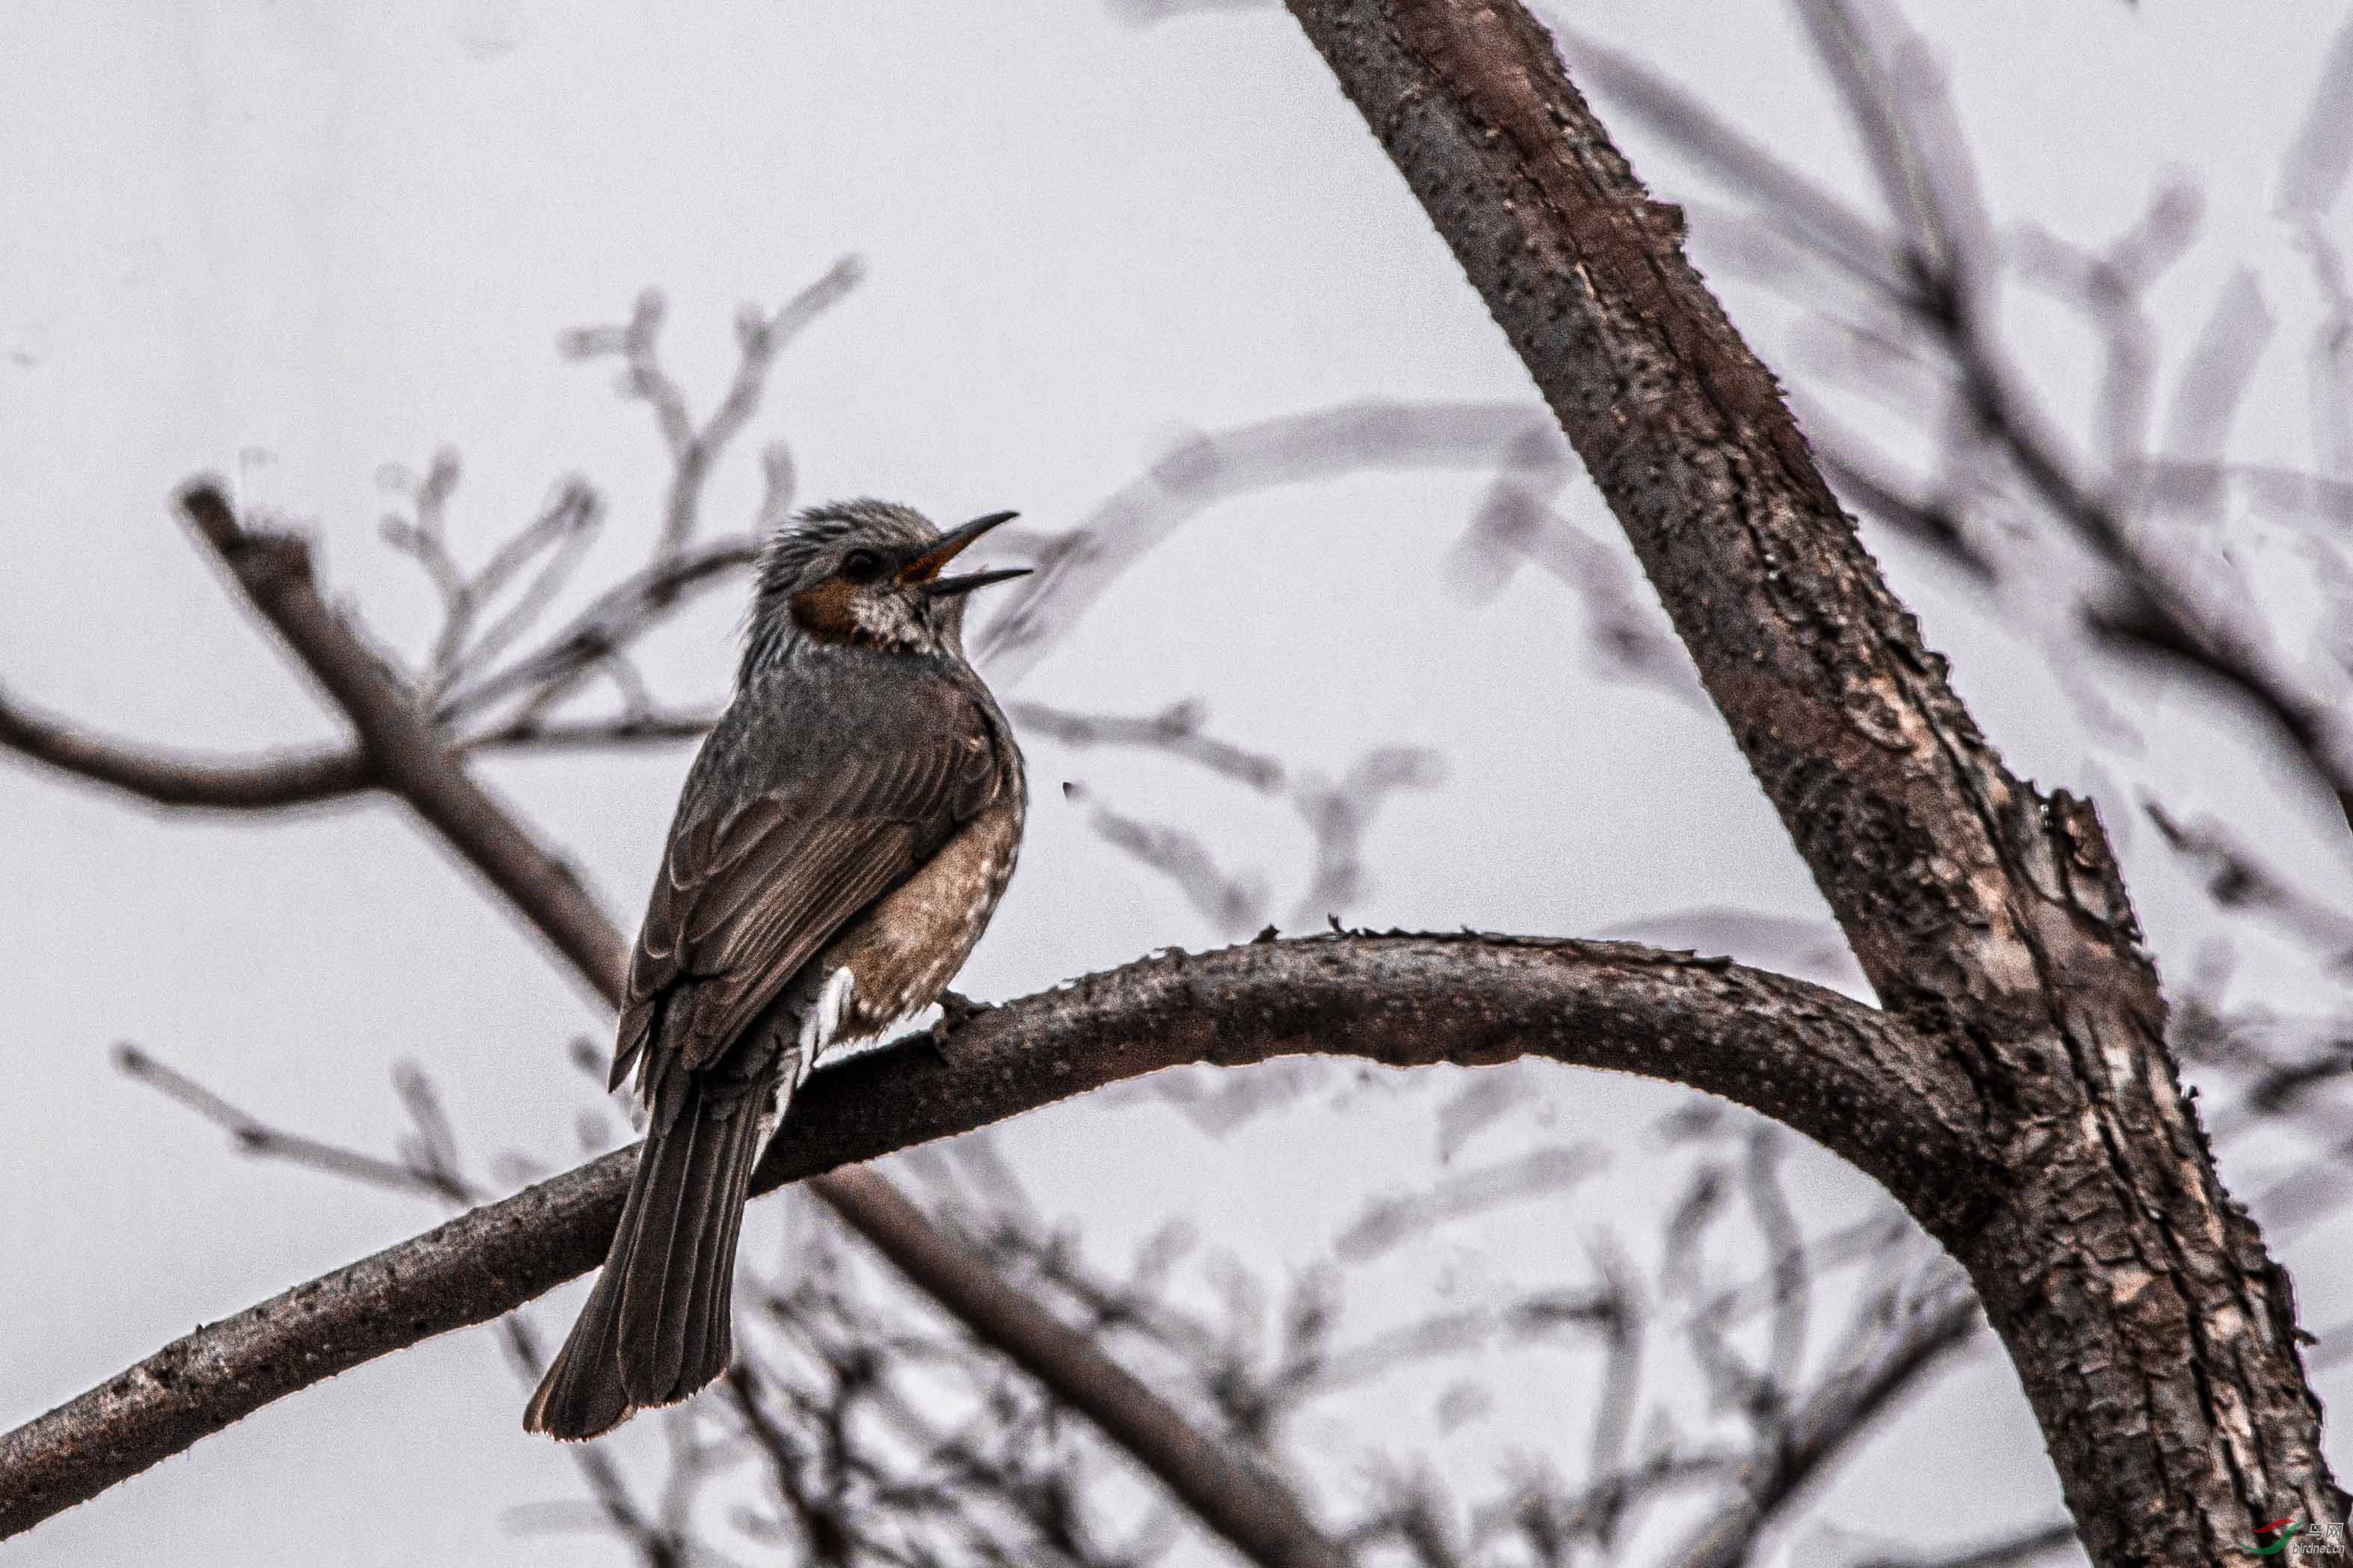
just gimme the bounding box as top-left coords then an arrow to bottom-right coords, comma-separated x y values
1789,0 -> 2353,832
1572,5 -> 2353,830
1275,0 -> 2343,1558
0,931 -> 1981,1542
1668,1266 -> 1980,1568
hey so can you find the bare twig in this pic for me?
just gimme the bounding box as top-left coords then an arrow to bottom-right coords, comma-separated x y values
1286,745 -> 1447,927
2145,800 -> 2353,964
2274,19 -> 2353,225
972,401 -> 1566,686
1041,699 -> 1442,940
1852,1519 -> 2081,1568
1671,1267 -> 1982,1568
436,533 -> 758,731
377,456 -> 606,708
1332,1145 -> 1605,1261
114,1044 -> 462,1202
0,685 -> 373,809
1067,782 -> 1270,937
1442,483 -> 1710,706
558,259 -> 863,560
1012,699 -> 1286,792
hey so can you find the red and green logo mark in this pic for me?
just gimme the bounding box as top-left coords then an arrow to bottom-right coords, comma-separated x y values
2253,1519 -> 2304,1557
2250,1516 -> 2349,1558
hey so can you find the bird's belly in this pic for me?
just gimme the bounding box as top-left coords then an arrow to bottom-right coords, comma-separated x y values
822,797 -> 1022,1038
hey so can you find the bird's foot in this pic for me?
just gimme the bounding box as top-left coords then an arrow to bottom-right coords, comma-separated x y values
927,990 -> 991,1060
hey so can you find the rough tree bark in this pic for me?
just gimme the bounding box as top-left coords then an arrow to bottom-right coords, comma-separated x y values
1276,0 -> 2343,1560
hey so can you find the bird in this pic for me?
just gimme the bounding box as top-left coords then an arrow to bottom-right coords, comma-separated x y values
524,499 -> 1030,1441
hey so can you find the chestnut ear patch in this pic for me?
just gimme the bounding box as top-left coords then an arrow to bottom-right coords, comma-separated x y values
789,578 -> 862,643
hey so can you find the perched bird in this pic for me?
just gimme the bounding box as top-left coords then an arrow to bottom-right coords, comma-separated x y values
525,500 -> 1030,1440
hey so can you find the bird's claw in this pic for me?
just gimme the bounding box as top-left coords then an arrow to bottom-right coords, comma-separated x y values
927,990 -> 991,1060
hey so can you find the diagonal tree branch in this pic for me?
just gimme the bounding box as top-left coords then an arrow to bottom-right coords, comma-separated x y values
165,483 -> 1347,1568
1275,1 -> 2342,1559
814,1169 -> 1325,1568
1855,1519 -> 2081,1568
179,485 -> 631,996
1671,1266 -> 1980,1568
0,931 -> 1980,1541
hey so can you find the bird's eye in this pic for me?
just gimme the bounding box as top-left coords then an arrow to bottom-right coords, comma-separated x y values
840,548 -> 886,584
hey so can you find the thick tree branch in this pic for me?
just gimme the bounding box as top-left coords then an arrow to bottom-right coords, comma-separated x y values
0,931 -> 1975,1540
1276,1 -> 2342,1558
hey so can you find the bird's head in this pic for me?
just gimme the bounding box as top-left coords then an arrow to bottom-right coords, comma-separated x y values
742,499 -> 1028,679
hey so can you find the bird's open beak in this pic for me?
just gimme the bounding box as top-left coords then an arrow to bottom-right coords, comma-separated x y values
922,566 -> 1031,598
902,510 -> 1031,598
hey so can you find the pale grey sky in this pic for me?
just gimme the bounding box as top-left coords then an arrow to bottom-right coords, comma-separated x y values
4,2 -> 2349,1564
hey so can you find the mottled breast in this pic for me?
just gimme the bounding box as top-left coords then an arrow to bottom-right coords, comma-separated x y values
822,756 -> 1025,1038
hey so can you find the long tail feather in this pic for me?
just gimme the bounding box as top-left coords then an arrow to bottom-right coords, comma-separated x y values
524,1071 -> 771,1439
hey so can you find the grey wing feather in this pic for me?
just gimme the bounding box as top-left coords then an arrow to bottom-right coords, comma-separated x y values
608,680 -> 1004,1092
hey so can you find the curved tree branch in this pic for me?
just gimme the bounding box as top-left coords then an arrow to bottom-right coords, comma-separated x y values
1276,1 -> 2343,1557
0,931 -> 1975,1540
